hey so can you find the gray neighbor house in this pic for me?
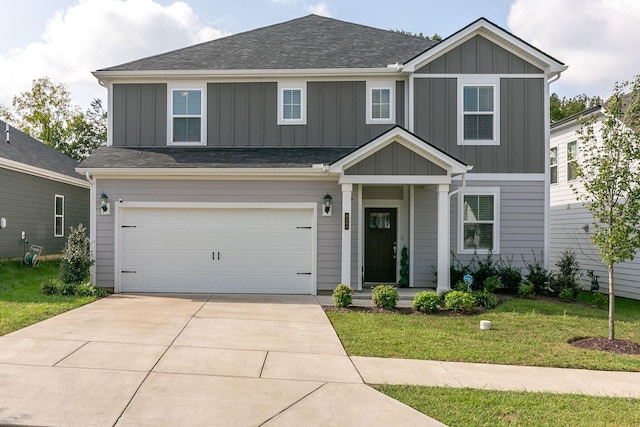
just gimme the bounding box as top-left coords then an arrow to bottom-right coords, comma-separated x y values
0,120 -> 89,260
79,15 -> 566,294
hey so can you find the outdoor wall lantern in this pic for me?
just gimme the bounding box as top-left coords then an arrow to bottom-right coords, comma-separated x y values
100,192 -> 109,212
322,193 -> 333,216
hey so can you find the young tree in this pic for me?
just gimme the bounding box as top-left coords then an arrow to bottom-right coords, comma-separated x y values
67,99 -> 108,160
573,76 -> 640,340
550,93 -> 602,123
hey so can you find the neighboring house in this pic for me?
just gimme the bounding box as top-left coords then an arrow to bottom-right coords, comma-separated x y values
0,120 -> 90,260
550,105 -> 640,300
78,15 -> 566,294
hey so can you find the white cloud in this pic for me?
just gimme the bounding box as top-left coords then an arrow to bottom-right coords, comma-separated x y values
307,2 -> 331,17
508,0 -> 640,98
0,0 -> 226,108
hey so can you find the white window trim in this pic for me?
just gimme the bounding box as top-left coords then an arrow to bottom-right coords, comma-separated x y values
567,141 -> 577,182
167,82 -> 207,146
457,187 -> 500,255
366,80 -> 395,125
457,76 -> 500,146
54,194 -> 64,237
277,81 -> 307,125
550,146 -> 558,185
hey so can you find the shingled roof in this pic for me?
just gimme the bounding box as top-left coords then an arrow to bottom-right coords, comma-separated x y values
0,119 -> 81,179
99,14 -> 436,72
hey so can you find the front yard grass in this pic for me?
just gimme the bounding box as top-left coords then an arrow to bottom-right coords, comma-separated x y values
376,385 -> 640,427
0,260 -> 96,336
326,294 -> 640,371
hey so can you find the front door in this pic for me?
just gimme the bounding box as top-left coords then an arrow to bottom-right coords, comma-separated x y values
364,207 -> 397,283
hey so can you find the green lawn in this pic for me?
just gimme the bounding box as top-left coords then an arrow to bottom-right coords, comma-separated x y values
376,385 -> 640,427
0,260 -> 96,336
326,294 -> 640,371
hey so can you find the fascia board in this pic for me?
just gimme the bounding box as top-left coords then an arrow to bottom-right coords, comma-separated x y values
1,158 -> 89,188
75,167 -> 329,178
403,19 -> 565,74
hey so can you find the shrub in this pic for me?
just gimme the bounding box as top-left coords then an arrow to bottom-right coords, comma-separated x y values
332,283 -> 353,308
453,281 -> 470,292
518,282 -> 535,298
592,292 -> 608,309
41,279 -> 60,295
473,252 -> 499,289
76,284 -> 108,298
60,224 -> 94,285
497,260 -> 522,294
399,247 -> 409,287
449,253 -> 469,289
57,282 -> 78,296
443,291 -> 476,313
482,276 -> 500,293
559,288 -> 576,302
471,290 -> 497,309
523,252 -> 550,294
412,291 -> 440,313
550,249 -> 581,295
372,285 -> 399,310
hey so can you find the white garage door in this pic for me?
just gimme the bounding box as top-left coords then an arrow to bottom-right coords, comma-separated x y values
119,208 -> 313,294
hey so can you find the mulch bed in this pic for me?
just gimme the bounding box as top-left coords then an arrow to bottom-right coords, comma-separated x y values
568,337 -> 640,355
322,305 -> 486,316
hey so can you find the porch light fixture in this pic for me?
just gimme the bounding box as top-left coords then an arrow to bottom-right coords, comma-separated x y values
100,192 -> 109,212
322,193 -> 333,216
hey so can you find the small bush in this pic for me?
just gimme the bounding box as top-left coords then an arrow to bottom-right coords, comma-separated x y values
592,292 -> 608,309
471,290 -> 497,309
473,252 -> 499,288
518,282 -> 535,298
372,285 -> 399,310
523,252 -> 550,294
550,250 -> 581,295
497,263 -> 522,294
412,291 -> 440,313
60,224 -> 94,285
559,288 -> 576,302
449,253 -> 469,289
453,281 -> 470,292
483,276 -> 500,293
41,279 -> 60,295
75,284 -> 108,298
57,282 -> 78,296
443,291 -> 476,313
332,283 -> 353,308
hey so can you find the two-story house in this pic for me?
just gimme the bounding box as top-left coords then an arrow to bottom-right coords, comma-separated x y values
78,15 -> 566,294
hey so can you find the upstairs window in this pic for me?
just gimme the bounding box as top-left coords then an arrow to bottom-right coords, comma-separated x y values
458,78 -> 499,145
54,195 -> 64,237
567,141 -> 577,181
168,84 -> 206,145
366,81 -> 395,124
278,82 -> 306,125
458,188 -> 500,254
550,146 -> 558,184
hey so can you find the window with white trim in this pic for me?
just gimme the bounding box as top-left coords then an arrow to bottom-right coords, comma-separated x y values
277,82 -> 306,125
54,195 -> 64,237
458,77 -> 499,145
366,81 -> 395,124
458,188 -> 500,254
567,141 -> 577,181
550,146 -> 558,184
168,84 -> 206,145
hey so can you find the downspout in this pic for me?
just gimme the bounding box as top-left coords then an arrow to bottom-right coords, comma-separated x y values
449,173 -> 467,199
85,172 -> 97,286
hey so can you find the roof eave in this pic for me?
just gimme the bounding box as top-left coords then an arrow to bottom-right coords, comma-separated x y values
76,166 -> 331,178
1,158 -> 89,188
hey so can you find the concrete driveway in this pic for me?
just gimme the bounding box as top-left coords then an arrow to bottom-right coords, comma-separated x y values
0,294 -> 444,426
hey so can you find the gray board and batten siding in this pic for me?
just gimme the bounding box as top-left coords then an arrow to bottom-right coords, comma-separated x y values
345,142 -> 448,176
112,81 -> 404,148
0,168 -> 89,259
95,179 -> 359,291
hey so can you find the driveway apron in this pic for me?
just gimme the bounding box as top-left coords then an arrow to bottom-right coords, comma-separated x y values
0,294 -> 443,427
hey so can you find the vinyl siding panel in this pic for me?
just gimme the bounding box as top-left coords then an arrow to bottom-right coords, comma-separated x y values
112,84 -> 167,147
416,35 -> 544,74
413,77 -> 545,173
0,168 -> 89,259
95,179 -> 357,291
345,142 -> 447,175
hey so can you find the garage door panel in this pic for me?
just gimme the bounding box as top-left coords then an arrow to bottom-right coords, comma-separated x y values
120,208 -> 313,294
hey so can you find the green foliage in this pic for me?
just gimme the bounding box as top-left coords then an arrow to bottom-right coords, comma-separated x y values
412,291 -> 440,313
518,282 -> 535,298
398,246 -> 409,287
443,291 -> 476,313
496,259 -> 522,294
371,285 -> 399,310
76,284 -> 108,298
449,252 -> 468,289
40,279 -> 60,295
59,223 -> 94,285
523,252 -> 550,294
332,283 -> 353,308
471,290 -> 497,309
550,92 -> 602,123
559,288 -> 576,302
592,292 -> 608,309
57,282 -> 78,296
473,251 -> 499,289
550,249 -> 580,294
453,281 -> 469,292
482,276 -> 500,293
391,29 -> 442,41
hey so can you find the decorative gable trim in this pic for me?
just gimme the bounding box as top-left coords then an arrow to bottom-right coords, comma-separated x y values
328,126 -> 471,176
403,18 -> 566,76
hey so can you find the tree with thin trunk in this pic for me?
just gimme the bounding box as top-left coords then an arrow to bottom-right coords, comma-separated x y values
572,76 -> 640,340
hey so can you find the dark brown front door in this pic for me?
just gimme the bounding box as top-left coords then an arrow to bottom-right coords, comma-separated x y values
364,208 -> 397,283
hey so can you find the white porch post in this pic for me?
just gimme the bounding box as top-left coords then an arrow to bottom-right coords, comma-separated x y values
341,183 -> 353,287
437,184 -> 450,294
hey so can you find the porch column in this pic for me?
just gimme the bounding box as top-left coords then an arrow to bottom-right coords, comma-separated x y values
341,183 -> 353,287
437,184 -> 450,294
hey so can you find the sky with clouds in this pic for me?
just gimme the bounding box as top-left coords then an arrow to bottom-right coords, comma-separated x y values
1,0 -> 638,109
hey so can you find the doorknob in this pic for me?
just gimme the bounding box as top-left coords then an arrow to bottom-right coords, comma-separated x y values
393,242 -> 397,259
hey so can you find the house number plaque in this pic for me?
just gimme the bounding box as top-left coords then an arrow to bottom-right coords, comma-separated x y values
344,212 -> 349,230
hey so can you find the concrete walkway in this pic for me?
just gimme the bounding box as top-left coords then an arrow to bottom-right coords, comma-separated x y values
0,294 -> 638,427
